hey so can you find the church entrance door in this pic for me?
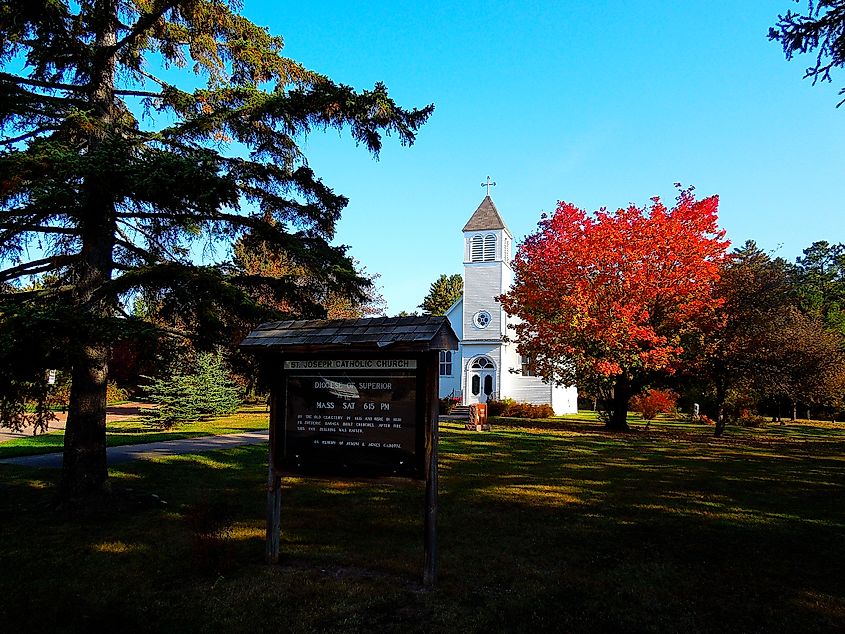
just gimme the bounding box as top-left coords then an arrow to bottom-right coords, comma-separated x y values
467,356 -> 496,404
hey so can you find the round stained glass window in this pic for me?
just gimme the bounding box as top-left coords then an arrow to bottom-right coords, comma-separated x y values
473,310 -> 492,329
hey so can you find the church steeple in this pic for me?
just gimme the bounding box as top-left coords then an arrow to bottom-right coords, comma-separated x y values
462,195 -> 512,235
463,195 -> 513,265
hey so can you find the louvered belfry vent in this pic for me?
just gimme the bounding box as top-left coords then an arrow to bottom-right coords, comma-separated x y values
470,235 -> 483,262
483,234 -> 496,261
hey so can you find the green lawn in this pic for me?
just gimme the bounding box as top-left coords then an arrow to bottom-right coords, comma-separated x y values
1,417 -> 843,632
0,406 -> 269,459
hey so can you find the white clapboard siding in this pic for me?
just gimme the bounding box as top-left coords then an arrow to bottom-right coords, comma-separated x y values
462,262 -> 504,339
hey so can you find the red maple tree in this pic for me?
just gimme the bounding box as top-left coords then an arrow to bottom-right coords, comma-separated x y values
500,187 -> 729,430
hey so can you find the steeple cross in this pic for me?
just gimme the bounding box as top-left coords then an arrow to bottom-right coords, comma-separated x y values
481,175 -> 496,196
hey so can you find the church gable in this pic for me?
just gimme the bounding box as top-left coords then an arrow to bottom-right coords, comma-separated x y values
444,297 -> 463,341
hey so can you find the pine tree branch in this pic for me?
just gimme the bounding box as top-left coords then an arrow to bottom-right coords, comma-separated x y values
0,223 -> 75,236
0,72 -> 86,93
0,127 -> 58,146
2,87 -> 82,107
116,209 -> 264,230
113,1 -> 181,54
114,304 -> 190,339
114,89 -> 164,98
0,285 -> 74,302
0,255 -> 78,282
136,68 -> 169,88
114,236 -> 157,263
116,218 -> 184,262
0,212 -> 75,244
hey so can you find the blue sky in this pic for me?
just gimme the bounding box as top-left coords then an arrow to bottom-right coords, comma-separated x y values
247,1 -> 844,314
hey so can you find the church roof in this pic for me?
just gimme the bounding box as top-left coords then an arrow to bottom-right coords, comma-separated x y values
462,196 -> 512,235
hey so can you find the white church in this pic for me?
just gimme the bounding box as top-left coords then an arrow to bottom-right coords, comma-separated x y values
438,195 -> 579,415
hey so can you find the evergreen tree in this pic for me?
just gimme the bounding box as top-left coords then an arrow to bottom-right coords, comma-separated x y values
770,1 -> 845,107
792,241 -> 845,334
142,350 -> 241,428
418,274 -> 462,316
0,1 -> 432,499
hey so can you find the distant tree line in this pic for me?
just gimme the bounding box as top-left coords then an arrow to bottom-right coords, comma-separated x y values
688,239 -> 845,430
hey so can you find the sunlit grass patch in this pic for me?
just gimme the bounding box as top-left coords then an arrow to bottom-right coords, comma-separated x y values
228,523 -> 263,542
481,483 -> 584,506
91,541 -> 149,555
107,470 -> 143,482
794,589 -> 845,622
151,454 -> 242,470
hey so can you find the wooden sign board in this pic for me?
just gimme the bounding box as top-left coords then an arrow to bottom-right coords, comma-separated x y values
241,315 -> 458,588
276,357 -> 426,479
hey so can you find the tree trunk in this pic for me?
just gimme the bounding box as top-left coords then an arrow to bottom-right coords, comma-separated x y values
791,400 -> 797,422
61,344 -> 110,498
605,375 -> 630,431
59,0 -> 118,500
714,379 -> 727,438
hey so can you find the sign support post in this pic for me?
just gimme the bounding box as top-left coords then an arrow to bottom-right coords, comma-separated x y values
266,465 -> 282,564
266,387 -> 282,564
423,350 -> 439,587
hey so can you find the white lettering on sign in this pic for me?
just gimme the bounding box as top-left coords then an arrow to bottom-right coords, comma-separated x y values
284,359 -> 417,370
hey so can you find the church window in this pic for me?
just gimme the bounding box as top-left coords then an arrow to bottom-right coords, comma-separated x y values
439,350 -> 452,376
470,356 -> 494,369
483,234 -> 496,261
471,374 -> 480,395
470,235 -> 483,262
473,310 -> 491,329
521,355 -> 537,376
484,375 -> 493,396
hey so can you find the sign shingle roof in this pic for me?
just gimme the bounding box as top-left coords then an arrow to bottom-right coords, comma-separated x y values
240,315 -> 459,353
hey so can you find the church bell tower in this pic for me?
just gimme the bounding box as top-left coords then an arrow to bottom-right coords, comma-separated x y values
461,194 -> 513,343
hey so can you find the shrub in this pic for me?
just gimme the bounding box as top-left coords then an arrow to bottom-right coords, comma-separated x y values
487,398 -> 515,417
698,414 -> 715,425
142,351 -> 241,428
487,398 -> 554,419
630,389 -> 678,420
43,375 -> 125,411
736,413 -> 767,428
106,381 -> 129,405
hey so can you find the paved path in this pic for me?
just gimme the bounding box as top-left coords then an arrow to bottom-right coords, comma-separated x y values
0,430 -> 269,469
0,402 -> 150,444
